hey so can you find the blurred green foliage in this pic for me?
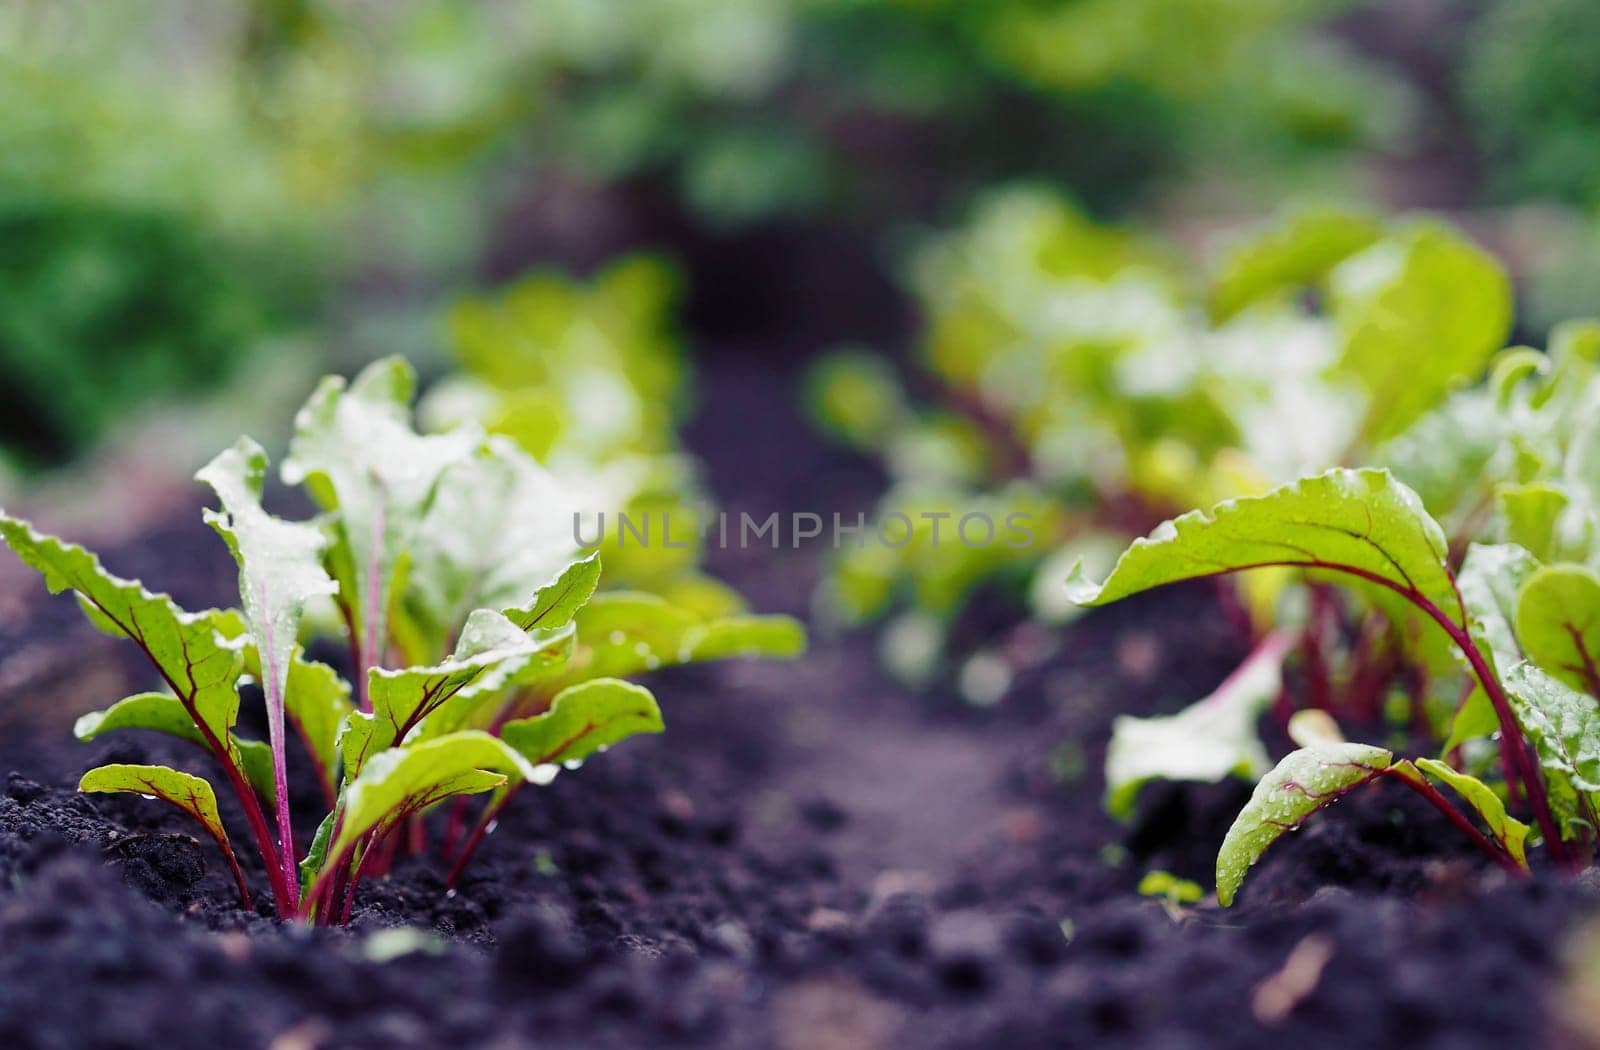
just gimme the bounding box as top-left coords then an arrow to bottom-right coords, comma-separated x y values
1461,0 -> 1600,208
422,257 -> 712,597
808,186 -> 1513,687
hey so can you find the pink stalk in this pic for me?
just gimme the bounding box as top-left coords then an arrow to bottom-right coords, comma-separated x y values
256,581 -> 301,911
445,790 -> 516,888
1167,560 -> 1570,868
1379,767 -> 1527,877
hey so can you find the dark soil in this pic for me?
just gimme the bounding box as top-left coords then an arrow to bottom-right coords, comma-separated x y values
2,358 -> 1597,1050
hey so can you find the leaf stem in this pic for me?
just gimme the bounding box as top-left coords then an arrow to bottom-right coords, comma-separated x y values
444,789 -> 516,888
257,582 -> 301,912
1379,767 -> 1527,877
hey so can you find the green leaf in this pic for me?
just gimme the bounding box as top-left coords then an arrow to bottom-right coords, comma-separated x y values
74,692 -> 276,804
1412,757 -> 1531,868
197,436 -> 337,830
502,554 -> 602,634
299,807 -> 337,897
1104,632 -> 1290,819
1216,742 -> 1393,906
805,349 -> 909,449
1333,225 -> 1513,444
327,731 -> 537,869
1497,484 -> 1571,563
281,654 -> 353,800
1503,661 -> 1600,831
500,679 -> 664,769
0,514 -> 255,791
531,592 -> 805,695
347,609 -> 571,778
1210,205 -> 1384,322
1458,543 -> 1539,671
79,763 -> 240,870
1066,469 -> 1461,631
403,436 -> 597,659
198,436 -> 336,724
281,356 -> 476,663
1515,564 -> 1600,697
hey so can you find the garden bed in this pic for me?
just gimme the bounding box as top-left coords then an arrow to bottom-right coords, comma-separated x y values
0,358 -> 1592,1050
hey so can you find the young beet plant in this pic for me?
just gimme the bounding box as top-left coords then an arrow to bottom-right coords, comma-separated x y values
1068,467 -> 1600,904
0,356 -> 803,923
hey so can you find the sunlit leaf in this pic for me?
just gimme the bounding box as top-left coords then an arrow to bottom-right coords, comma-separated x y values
281,356 -> 477,665
1066,469 -> 1460,631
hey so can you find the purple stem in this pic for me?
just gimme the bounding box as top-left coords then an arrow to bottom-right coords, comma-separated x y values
256,581 -> 301,911
1160,559 -> 1570,868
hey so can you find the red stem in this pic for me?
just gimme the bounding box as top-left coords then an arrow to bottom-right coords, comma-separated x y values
256,582 -> 300,912
1380,767 -> 1527,877
78,593 -> 292,914
445,790 -> 516,888
1154,560 -> 1570,868
439,796 -> 474,860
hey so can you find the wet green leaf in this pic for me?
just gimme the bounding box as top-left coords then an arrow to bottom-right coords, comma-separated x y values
328,731 -> 536,867
74,692 -> 276,804
1216,742 -> 1393,906
1503,661 -> 1600,834
80,763 -> 239,867
501,678 -> 664,769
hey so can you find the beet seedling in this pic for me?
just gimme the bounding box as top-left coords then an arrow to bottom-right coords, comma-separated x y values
1069,466 -> 1600,902
0,356 -> 803,923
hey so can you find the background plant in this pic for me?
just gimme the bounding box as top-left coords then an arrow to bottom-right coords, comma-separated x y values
807,188 -> 1511,693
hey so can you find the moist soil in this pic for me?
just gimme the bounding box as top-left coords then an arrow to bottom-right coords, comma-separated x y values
2,357 -> 1597,1050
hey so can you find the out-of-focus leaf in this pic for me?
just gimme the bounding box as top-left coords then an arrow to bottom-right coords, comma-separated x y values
805,349 -> 909,449
1104,633 -> 1290,819
1210,205 -> 1383,322
1516,564 -> 1600,696
528,592 -> 804,696
1332,225 -> 1513,444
